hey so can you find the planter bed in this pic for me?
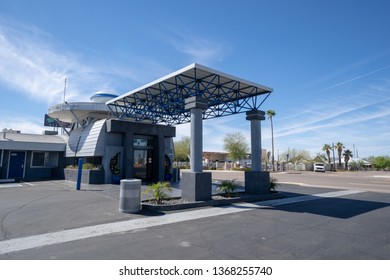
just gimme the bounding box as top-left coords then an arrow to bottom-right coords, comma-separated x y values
141,191 -> 282,211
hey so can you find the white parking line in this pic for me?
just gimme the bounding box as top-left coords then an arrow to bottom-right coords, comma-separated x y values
0,189 -> 364,255
0,184 -> 23,188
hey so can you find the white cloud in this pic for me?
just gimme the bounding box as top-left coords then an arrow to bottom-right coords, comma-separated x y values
273,96 -> 390,157
104,56 -> 173,89
163,30 -> 231,64
0,21 -> 86,104
177,38 -> 224,64
276,80 -> 390,139
302,50 -> 390,91
174,123 -> 190,141
0,19 -> 171,105
0,110 -> 44,134
315,65 -> 390,94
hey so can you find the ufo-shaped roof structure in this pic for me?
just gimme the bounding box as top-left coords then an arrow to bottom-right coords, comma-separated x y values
48,91 -> 118,124
48,102 -> 112,123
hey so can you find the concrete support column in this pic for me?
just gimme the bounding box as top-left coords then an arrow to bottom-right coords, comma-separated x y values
245,110 -> 270,195
182,97 -> 211,201
246,110 -> 265,171
250,118 -> 262,171
190,107 -> 203,172
185,97 -> 208,172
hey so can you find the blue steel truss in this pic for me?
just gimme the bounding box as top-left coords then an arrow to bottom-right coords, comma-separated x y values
107,65 -> 272,125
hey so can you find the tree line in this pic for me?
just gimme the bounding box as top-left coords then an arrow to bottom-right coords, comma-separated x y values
322,143 -> 353,170
366,156 -> 390,170
173,110 -> 276,169
173,109 -> 389,171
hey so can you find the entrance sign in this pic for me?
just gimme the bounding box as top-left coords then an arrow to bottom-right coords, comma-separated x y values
44,114 -> 72,128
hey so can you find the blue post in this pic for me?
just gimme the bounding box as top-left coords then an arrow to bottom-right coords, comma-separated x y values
76,158 -> 83,191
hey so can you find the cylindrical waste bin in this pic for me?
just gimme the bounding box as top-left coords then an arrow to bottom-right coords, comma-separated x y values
119,179 -> 141,213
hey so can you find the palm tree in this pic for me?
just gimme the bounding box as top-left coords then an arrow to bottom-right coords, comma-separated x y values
335,142 -> 344,169
266,151 -> 271,171
343,149 -> 353,170
322,144 -> 331,165
266,110 -> 276,171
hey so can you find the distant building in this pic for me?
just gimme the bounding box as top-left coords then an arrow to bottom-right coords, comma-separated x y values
201,150 -> 268,170
0,129 -> 66,181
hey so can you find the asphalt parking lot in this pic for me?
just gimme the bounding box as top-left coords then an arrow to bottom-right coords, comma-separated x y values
0,171 -> 389,259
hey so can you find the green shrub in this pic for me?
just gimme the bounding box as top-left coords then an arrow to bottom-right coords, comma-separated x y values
66,163 -> 101,170
112,165 -> 120,175
82,163 -> 96,170
65,165 -> 77,169
216,179 -> 238,198
270,177 -> 279,191
373,156 -> 390,170
144,181 -> 172,204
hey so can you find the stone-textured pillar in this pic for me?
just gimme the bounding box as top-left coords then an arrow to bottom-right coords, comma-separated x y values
245,110 -> 270,195
182,97 -> 212,201
185,97 -> 208,172
246,110 -> 265,171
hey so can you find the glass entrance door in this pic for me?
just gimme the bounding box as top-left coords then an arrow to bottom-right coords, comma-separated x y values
133,136 -> 154,182
133,149 -> 153,180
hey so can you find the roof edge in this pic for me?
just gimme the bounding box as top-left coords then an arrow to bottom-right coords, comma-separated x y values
193,63 -> 273,93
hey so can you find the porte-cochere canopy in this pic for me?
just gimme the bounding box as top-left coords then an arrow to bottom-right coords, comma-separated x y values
107,63 -> 273,125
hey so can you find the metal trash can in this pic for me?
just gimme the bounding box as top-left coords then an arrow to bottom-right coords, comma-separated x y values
119,179 -> 141,213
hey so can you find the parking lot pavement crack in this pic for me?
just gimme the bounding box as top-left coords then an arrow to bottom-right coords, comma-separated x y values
0,193 -> 59,240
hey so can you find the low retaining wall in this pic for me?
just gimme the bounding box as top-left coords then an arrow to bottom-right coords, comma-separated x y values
64,169 -> 104,184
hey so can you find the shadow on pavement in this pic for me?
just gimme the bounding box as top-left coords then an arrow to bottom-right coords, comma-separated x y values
276,196 -> 390,219
230,192 -> 390,219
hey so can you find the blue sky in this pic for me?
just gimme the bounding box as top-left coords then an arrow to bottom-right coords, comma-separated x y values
0,0 -> 389,158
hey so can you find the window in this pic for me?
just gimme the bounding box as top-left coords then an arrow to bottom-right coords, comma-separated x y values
31,152 -> 58,167
32,152 -> 48,167
134,135 -> 154,148
0,150 -> 3,167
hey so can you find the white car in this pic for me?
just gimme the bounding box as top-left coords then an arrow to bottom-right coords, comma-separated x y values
313,163 -> 325,172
